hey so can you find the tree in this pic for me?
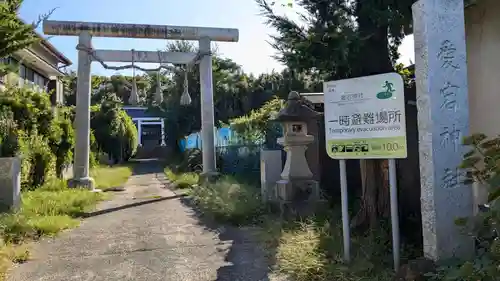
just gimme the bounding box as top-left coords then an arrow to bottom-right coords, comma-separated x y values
257,0 -> 415,229
0,0 -> 39,58
61,71 -> 109,106
0,0 -> 55,74
155,40 -> 273,153
90,92 -> 138,163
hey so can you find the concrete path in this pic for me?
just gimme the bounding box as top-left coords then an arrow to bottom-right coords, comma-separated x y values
8,160 -> 280,281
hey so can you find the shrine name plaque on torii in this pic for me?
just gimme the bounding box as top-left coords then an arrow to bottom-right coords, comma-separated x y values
43,20 -> 239,190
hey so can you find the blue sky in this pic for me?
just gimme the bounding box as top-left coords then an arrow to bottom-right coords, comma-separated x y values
19,0 -> 415,76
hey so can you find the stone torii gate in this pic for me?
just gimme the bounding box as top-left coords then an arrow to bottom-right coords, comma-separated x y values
43,20 -> 239,189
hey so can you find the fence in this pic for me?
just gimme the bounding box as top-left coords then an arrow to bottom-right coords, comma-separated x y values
180,126 -> 285,180
217,145 -> 263,178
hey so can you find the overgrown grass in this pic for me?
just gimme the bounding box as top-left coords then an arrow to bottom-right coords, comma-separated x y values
0,178 -> 105,280
257,213 -> 420,281
91,165 -> 133,191
164,168 -> 198,189
0,179 -> 103,242
189,176 -> 264,225
165,169 -> 403,280
0,244 -> 30,280
165,168 -> 263,225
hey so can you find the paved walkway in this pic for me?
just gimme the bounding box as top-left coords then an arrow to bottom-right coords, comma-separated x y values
8,160 -> 280,281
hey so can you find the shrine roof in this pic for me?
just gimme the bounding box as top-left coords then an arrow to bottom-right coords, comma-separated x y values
122,106 -> 162,119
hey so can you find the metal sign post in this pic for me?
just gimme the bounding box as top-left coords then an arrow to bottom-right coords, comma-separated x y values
388,159 -> 400,270
323,72 -> 407,271
339,159 -> 351,262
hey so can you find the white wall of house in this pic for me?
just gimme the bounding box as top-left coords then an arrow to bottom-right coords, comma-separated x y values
464,0 -> 500,210
465,0 -> 500,136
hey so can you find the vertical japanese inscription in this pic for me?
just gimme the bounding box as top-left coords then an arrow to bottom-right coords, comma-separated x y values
440,82 -> 459,111
441,168 -> 460,189
438,40 -> 460,70
437,39 -> 463,189
440,124 -> 461,152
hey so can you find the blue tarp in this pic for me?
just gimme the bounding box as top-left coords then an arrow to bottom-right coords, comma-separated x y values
180,127 -> 234,151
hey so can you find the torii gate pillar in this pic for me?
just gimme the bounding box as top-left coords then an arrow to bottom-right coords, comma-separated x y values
199,37 -> 217,176
70,31 -> 94,189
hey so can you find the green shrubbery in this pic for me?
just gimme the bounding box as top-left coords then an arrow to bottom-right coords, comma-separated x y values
0,86 -> 138,189
90,93 -> 138,163
229,97 -> 284,144
0,86 -> 74,189
174,148 -> 224,173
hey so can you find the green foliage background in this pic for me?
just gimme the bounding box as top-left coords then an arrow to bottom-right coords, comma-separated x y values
0,86 -> 73,188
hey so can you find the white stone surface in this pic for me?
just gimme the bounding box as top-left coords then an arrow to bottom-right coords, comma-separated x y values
278,134 -> 314,180
413,0 -> 474,260
0,157 -> 21,211
260,150 -> 283,202
43,20 -> 239,42
72,31 -> 95,188
199,37 -> 216,174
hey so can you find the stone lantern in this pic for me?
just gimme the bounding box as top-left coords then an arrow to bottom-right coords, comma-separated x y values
272,91 -> 321,218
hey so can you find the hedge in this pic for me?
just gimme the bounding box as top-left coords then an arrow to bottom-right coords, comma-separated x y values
0,86 -> 138,189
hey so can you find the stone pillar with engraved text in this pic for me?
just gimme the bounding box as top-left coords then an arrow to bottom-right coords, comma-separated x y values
413,0 -> 474,260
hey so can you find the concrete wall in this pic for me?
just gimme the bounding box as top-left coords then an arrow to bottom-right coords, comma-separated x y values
0,157 -> 21,212
465,0 -> 500,136
465,0 -> 500,209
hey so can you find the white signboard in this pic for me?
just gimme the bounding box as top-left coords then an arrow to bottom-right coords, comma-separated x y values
323,72 -> 407,159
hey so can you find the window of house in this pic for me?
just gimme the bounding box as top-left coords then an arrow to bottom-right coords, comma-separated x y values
25,67 -> 34,82
19,64 -> 49,89
0,57 -> 17,65
19,64 -> 26,79
19,64 -> 35,82
34,72 -> 48,89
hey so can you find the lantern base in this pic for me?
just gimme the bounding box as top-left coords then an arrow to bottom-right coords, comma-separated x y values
198,171 -> 221,185
268,179 -> 325,220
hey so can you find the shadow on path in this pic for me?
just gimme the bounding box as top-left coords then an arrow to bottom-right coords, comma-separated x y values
177,196 -> 280,281
81,194 -> 186,218
127,158 -> 168,176
138,159 -> 281,280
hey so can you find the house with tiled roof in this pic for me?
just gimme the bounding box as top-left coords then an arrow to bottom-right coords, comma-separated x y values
0,28 -> 72,106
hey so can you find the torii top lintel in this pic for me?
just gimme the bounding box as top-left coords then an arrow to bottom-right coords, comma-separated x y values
43,20 -> 239,42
